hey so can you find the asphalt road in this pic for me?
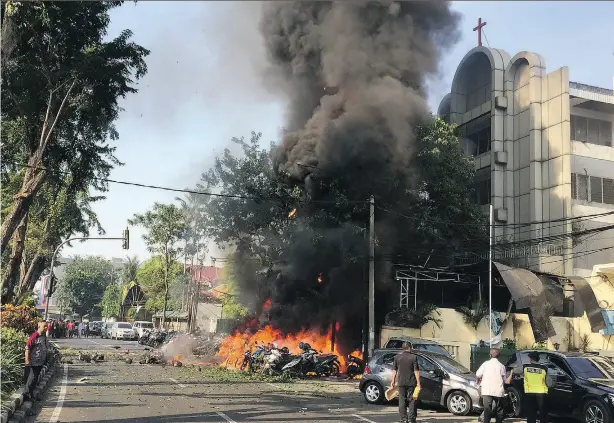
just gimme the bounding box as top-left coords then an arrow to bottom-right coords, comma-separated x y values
26,361 -> 537,423
50,335 -> 149,352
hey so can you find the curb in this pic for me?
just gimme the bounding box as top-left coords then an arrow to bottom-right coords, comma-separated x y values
1,349 -> 60,423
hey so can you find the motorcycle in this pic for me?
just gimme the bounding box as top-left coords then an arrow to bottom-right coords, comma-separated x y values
262,347 -> 295,375
282,342 -> 340,377
146,330 -> 168,347
138,328 -> 152,345
346,354 -> 364,379
240,344 -> 267,372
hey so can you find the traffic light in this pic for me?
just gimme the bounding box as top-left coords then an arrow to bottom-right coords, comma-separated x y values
122,227 -> 129,250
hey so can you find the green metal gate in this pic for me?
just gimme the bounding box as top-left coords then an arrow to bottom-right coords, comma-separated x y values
470,345 -> 515,372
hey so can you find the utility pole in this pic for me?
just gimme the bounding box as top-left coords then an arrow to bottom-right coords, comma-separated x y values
368,195 -> 375,357
488,204 -> 493,346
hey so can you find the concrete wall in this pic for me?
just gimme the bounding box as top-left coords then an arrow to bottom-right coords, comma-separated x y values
381,307 -> 614,369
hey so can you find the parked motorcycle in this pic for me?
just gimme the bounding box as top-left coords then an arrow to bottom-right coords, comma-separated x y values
282,342 -> 340,377
346,354 -> 364,379
138,328 -> 152,345
240,344 -> 267,372
262,347 -> 295,375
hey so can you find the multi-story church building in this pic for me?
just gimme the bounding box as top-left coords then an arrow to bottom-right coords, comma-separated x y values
437,45 -> 614,279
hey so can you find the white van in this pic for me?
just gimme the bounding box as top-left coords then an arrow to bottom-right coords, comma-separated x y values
132,321 -> 154,337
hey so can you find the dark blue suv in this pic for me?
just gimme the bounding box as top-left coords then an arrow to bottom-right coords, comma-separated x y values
505,350 -> 614,423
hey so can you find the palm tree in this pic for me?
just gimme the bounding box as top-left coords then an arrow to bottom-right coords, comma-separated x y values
122,255 -> 140,284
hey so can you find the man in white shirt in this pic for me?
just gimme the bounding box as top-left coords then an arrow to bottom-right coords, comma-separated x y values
476,348 -> 506,423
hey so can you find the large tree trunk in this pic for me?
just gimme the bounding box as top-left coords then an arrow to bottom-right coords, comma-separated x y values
1,80 -> 76,251
0,163 -> 46,252
15,253 -> 47,304
1,214 -> 29,304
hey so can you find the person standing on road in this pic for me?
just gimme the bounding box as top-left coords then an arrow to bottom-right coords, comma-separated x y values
85,322 -> 90,338
391,342 -> 421,423
24,321 -> 49,402
521,352 -> 551,423
67,320 -> 74,338
476,348 -> 506,423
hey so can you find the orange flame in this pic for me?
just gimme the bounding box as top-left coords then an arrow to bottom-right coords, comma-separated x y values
317,273 -> 323,284
288,208 -> 297,218
217,324 -> 361,373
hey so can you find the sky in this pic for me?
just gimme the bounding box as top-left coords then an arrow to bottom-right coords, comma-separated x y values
63,1 -> 614,263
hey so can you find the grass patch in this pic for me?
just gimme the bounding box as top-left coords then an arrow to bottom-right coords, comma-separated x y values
184,365 -> 295,383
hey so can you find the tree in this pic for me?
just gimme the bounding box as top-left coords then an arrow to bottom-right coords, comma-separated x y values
136,256 -> 183,315
218,259 -> 249,319
121,255 -> 140,284
100,282 -> 122,319
53,256 -> 116,316
1,172 -> 105,304
0,1 -> 149,252
129,204 -> 187,326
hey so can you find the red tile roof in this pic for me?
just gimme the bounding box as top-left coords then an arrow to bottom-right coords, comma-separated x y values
185,264 -> 222,287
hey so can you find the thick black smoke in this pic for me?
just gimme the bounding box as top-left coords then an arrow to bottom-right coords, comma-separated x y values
248,1 -> 460,350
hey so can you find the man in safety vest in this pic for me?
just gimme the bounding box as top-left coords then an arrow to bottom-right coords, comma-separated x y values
521,352 -> 552,423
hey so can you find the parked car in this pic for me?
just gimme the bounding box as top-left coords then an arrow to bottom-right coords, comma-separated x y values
89,321 -> 103,336
359,348 -> 481,416
505,350 -> 614,423
383,336 -> 453,358
132,321 -> 154,337
100,322 -> 112,339
110,322 -> 137,340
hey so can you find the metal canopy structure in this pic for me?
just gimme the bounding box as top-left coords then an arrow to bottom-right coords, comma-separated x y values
396,267 -> 483,309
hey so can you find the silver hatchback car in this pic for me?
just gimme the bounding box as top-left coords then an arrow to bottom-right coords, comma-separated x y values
359,349 -> 483,416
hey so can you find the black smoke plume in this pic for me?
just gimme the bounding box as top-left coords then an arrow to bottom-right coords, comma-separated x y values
236,1 -> 460,351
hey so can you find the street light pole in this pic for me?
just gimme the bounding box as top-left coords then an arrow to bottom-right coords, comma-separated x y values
44,234 -> 128,320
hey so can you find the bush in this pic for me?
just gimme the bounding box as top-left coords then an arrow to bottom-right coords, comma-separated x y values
0,304 -> 41,334
0,328 -> 28,410
385,303 -> 442,329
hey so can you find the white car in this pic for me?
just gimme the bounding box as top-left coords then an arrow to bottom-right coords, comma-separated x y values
132,321 -> 154,337
110,322 -> 137,340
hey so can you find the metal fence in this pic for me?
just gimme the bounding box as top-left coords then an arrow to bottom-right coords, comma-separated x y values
470,345 -> 516,372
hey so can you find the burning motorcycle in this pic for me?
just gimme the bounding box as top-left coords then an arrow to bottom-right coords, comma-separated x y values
282,342 -> 340,377
240,343 -> 267,372
262,346 -> 295,376
346,354 -> 364,379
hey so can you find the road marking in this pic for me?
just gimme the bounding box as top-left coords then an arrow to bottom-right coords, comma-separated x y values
352,415 -> 378,423
168,377 -> 187,388
216,412 -> 236,422
49,364 -> 68,423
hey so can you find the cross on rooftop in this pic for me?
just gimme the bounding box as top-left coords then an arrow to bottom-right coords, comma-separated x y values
473,17 -> 487,47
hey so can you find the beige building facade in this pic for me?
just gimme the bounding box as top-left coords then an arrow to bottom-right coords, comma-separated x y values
438,46 -> 614,280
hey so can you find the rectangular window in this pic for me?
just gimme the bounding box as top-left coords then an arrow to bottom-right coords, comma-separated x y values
473,179 -> 491,205
604,179 -> 614,205
577,174 -> 589,201
571,173 -> 577,200
571,115 -> 613,146
590,176 -> 603,203
601,120 -> 612,147
458,114 -> 491,157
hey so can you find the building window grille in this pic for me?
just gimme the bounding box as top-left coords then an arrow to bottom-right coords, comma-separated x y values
572,173 -> 614,205
604,179 -> 614,205
571,114 -> 613,146
590,176 -> 603,203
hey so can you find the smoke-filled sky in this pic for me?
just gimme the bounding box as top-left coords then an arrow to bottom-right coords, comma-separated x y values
64,1 -> 614,261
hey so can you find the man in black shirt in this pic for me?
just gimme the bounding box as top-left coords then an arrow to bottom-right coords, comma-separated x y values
391,342 -> 421,423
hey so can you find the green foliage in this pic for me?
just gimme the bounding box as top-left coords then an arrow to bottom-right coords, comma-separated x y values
0,328 -> 27,410
54,256 -> 116,316
455,300 -> 489,330
502,338 -> 517,351
137,256 -> 183,314
218,260 -> 249,319
100,282 -> 121,319
384,303 -> 442,329
2,1 -> 149,174
121,255 -> 140,284
0,304 -> 41,334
